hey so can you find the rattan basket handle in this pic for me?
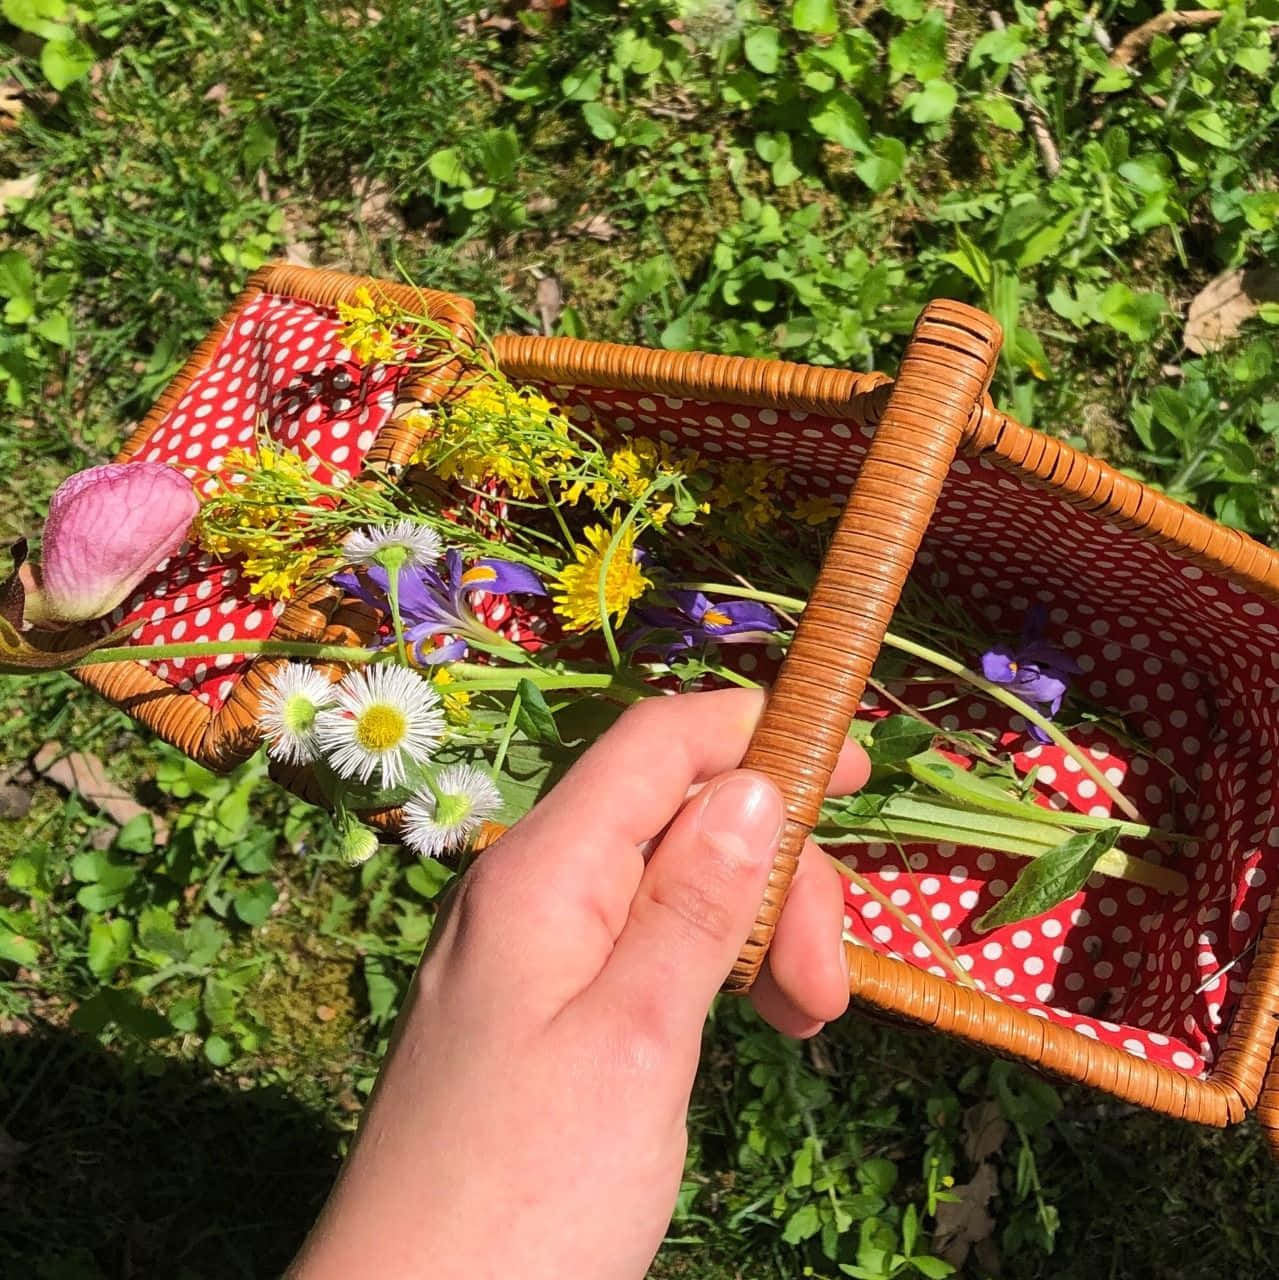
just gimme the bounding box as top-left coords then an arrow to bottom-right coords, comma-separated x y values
723,300 -> 1003,994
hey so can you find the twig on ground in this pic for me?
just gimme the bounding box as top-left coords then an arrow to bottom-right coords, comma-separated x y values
986,11 -> 1061,178
1110,9 -> 1224,68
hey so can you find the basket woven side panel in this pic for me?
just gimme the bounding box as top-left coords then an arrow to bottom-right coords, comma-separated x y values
78,265 -> 475,767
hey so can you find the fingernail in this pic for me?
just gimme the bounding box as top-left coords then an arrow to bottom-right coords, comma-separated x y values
698,773 -> 784,866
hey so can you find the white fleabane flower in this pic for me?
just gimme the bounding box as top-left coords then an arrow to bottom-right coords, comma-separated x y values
339,820 -> 381,868
343,519 -> 442,572
257,664 -> 338,765
315,664 -> 445,790
401,764 -> 502,860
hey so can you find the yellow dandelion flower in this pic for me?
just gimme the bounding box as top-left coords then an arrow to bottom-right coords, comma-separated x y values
793,496 -> 843,526
553,518 -> 651,633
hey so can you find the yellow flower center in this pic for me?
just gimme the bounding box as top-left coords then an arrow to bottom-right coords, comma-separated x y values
354,704 -> 407,753
461,565 -> 497,587
702,607 -> 731,627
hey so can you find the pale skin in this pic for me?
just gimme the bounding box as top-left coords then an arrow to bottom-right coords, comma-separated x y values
289,688 -> 870,1280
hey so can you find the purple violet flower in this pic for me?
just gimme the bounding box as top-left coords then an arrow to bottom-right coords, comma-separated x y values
630,589 -> 781,659
334,549 -> 545,665
979,605 -> 1081,743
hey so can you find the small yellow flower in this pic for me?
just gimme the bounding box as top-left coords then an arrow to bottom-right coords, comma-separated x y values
241,547 -> 319,600
431,668 -> 473,726
792,496 -> 843,526
553,517 -> 651,633
337,286 -> 399,365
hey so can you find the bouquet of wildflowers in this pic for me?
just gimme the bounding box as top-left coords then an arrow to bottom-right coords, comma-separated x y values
2,289 -> 1191,981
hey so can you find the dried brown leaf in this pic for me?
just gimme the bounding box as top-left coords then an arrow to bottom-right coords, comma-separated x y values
33,743 -> 169,843
570,212 -> 621,242
1184,266 -> 1279,355
535,274 -> 563,335
0,80 -> 24,130
934,1161 -> 998,1268
962,1099 -> 1009,1164
0,174 -> 38,209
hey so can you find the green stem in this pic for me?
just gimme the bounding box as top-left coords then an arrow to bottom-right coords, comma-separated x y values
446,662 -> 650,702
71,640 -> 382,668
677,580 -> 1146,826
386,565 -> 409,665
826,857 -> 976,989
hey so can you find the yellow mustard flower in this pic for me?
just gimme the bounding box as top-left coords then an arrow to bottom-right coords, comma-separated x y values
709,459 -> 784,532
336,286 -> 399,364
553,517 -> 651,633
431,667 -> 473,726
793,496 -> 843,526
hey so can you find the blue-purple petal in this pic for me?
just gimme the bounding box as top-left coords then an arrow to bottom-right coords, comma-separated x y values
459,558 -> 547,597
701,600 -> 781,635
980,648 -> 1018,684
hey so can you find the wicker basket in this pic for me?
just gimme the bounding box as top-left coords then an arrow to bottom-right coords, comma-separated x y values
80,263 -> 1279,1148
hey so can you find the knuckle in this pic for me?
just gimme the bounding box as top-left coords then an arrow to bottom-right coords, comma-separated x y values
644,872 -> 739,949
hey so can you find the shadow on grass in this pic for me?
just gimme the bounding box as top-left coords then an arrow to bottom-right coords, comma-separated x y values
0,1023 -> 342,1279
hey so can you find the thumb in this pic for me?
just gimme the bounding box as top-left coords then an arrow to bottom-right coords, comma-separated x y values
582,770 -> 784,1050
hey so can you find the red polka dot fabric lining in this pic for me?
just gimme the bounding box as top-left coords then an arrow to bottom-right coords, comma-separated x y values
529,381 -> 1279,1079
113,291 -> 418,712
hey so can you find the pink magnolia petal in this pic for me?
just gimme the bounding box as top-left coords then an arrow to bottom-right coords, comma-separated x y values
38,462 -> 199,622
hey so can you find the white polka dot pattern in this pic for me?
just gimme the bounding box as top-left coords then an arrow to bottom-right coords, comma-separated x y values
528,381 -> 1279,1080
117,292 -> 415,712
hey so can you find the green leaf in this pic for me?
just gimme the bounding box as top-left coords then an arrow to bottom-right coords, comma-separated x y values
87,918 -> 133,981
204,1033 -> 234,1066
1095,282 -> 1165,341
910,1257 -> 956,1278
114,813 -> 155,855
888,10 -> 947,84
514,679 -> 563,745
809,91 -> 870,152
404,859 -> 453,900
1184,110 -> 1232,149
33,310 -> 71,346
858,1157 -> 899,1195
240,116 -> 278,171
968,25 -> 1029,67
427,147 -> 473,189
562,62 -> 602,101
867,715 -> 936,764
478,126 -> 520,182
975,95 -> 1022,132
460,185 -> 495,210
232,880 -> 277,926
854,136 -> 906,193
783,1201 -> 822,1243
364,954 -> 398,1024
581,101 -> 620,141
976,828 -> 1120,932
2,0 -> 66,39
744,26 -> 781,74
137,906 -> 186,961
203,977 -> 238,1030
904,79 -> 957,123
0,926 -> 39,967
185,917 -> 228,967
792,0 -> 837,35
0,251 -> 36,309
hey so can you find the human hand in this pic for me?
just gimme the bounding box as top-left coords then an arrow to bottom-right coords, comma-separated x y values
290,688 -> 868,1280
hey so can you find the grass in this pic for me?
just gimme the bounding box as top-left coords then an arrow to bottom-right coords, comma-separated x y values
2,0 -> 1279,1276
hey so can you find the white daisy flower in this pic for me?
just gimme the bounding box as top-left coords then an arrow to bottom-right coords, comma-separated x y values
343,519 -> 442,572
401,764 -> 502,860
315,663 -> 445,790
257,663 -> 338,765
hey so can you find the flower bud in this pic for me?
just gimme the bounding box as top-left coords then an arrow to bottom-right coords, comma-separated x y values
27,462 -> 198,625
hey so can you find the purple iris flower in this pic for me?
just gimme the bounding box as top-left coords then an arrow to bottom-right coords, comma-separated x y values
630,589 -> 781,659
979,605 -> 1081,743
334,549 -> 545,665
